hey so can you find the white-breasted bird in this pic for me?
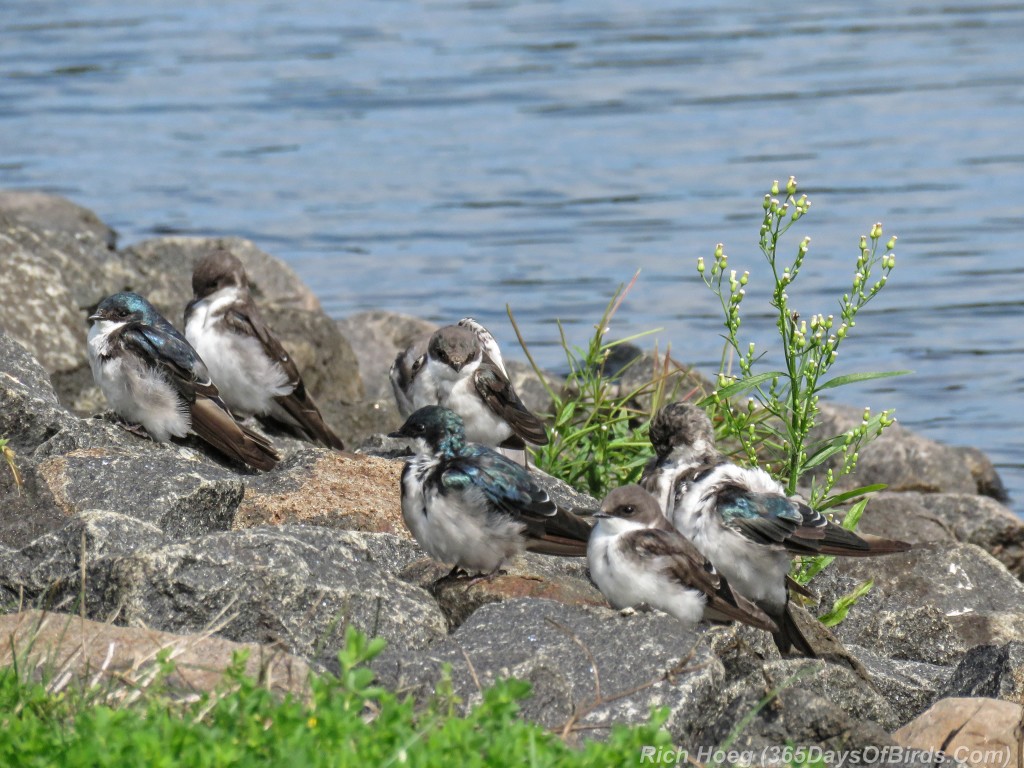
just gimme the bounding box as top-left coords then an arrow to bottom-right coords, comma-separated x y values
391,317 -> 547,450
390,405 -> 590,579
184,249 -> 344,449
88,291 -> 279,471
641,402 -> 910,656
588,484 -> 777,632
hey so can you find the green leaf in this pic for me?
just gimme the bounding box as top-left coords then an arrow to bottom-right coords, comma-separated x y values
801,438 -> 850,470
839,497 -> 869,531
816,369 -> 911,391
792,553 -> 834,585
820,579 -> 874,627
818,484 -> 887,510
698,371 -> 785,403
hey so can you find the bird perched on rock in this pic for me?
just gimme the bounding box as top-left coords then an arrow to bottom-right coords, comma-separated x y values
641,401 -> 911,656
588,485 -> 777,632
390,405 -> 591,578
390,318 -> 547,450
389,332 -> 430,419
88,291 -> 279,471
184,249 -> 345,449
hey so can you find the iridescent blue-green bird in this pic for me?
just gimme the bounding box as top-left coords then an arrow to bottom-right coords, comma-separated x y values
390,406 -> 591,577
87,291 -> 279,471
640,402 -> 910,657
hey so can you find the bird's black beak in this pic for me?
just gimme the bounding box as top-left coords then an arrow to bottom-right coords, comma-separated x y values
591,511 -> 611,520
388,429 -> 406,439
88,312 -> 102,322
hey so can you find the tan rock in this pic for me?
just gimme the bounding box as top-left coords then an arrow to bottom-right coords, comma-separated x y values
401,554 -> 605,628
894,697 -> 1023,767
0,610 -> 311,700
235,451 -> 407,535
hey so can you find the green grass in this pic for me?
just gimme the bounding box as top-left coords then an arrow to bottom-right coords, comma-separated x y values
0,627 -> 673,767
510,272 -> 704,500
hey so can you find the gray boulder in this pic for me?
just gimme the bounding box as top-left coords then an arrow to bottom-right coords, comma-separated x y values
0,190 -> 117,248
813,543 -> 1024,666
939,642 -> 1024,704
0,331 -> 70,450
697,656 -> 899,742
87,526 -> 447,667
0,195 -> 130,375
32,441 -> 244,538
399,553 -> 605,629
373,598 -> 725,743
810,402 -> 991,497
0,509 -> 167,611
695,683 -> 899,767
845,644 -> 952,727
856,492 -> 1024,579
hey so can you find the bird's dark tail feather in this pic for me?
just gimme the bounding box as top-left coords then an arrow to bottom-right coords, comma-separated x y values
525,535 -> 589,557
772,602 -> 818,658
273,388 -> 346,450
816,533 -> 912,557
191,398 -> 280,471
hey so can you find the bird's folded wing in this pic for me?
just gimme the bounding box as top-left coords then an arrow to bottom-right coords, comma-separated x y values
222,300 -> 303,387
458,317 -> 508,377
473,361 -> 549,445
123,322 -> 218,399
442,455 -> 591,555
223,301 -> 344,449
629,528 -> 778,632
189,397 -> 280,471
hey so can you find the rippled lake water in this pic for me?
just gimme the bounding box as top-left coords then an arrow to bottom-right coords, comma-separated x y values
2,1 -> 1023,510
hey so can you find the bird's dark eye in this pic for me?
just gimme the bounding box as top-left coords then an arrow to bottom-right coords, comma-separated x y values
620,505 -> 635,516
413,423 -> 427,434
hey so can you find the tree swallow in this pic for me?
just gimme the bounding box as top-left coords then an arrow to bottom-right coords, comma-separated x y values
88,291 -> 279,471
389,332 -> 430,419
641,402 -> 910,656
588,484 -> 777,632
393,318 -> 548,451
184,249 -> 345,450
389,405 -> 591,578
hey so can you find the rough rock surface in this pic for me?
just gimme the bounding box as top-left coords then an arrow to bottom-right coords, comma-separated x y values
0,196 -> 129,374
894,697 -> 1022,766
0,609 -> 312,699
812,402 -> 986,497
373,599 -> 726,743
0,330 -> 70,451
695,660 -> 901,760
400,554 -> 605,629
939,642 -> 1024,705
815,543 -> 1024,665
86,526 -> 448,667
856,491 -> 1024,579
234,449 -> 404,533
0,190 -> 117,247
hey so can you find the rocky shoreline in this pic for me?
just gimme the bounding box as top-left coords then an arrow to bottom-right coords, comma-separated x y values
2,191 -> 1022,765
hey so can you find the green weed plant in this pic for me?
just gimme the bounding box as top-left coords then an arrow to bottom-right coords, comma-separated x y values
0,626 -> 673,767
696,177 -> 906,589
